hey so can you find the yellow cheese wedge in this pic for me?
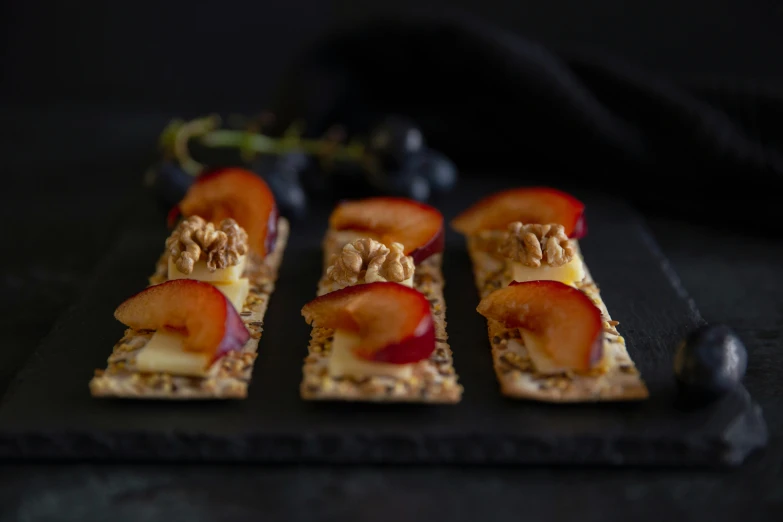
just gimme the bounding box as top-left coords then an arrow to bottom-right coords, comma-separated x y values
509,257 -> 586,287
328,329 -> 414,379
135,330 -> 212,377
168,255 -> 247,283
213,278 -> 250,311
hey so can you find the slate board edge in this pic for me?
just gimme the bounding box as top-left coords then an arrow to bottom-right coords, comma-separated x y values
636,215 -> 705,325
0,417 -> 757,468
634,212 -> 768,466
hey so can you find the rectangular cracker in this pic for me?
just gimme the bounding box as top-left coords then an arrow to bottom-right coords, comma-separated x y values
467,236 -> 649,402
299,231 -> 463,403
89,218 -> 290,399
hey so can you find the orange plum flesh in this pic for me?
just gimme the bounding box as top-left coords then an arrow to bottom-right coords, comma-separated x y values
451,187 -> 586,239
329,197 -> 444,264
477,280 -> 603,371
114,279 -> 250,363
302,282 -> 435,364
178,168 -> 278,257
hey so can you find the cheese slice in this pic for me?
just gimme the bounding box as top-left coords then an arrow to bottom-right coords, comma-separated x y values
328,329 -> 414,379
509,257 -> 586,287
510,335 -> 569,375
365,274 -> 415,288
512,331 -> 607,375
135,330 -> 212,377
213,278 -> 250,311
168,256 -> 247,283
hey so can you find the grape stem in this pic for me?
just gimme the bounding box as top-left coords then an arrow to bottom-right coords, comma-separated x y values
160,115 -> 221,176
201,130 -> 365,161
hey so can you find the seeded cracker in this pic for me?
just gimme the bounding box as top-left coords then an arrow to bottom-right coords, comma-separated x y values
467,236 -> 648,402
89,219 -> 289,399
300,231 -> 463,403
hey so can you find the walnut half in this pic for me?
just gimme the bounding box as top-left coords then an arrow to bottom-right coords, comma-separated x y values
165,216 -> 249,274
326,238 -> 414,287
498,222 -> 575,267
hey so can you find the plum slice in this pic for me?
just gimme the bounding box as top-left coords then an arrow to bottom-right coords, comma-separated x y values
329,197 -> 444,264
114,279 -> 250,362
177,168 -> 278,257
302,282 -> 435,364
477,280 -> 603,371
451,187 -> 586,239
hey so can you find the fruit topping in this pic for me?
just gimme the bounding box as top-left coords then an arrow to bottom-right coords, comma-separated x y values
329,197 -> 444,264
476,280 -> 603,372
114,279 -> 250,362
451,187 -> 586,238
301,282 -> 435,364
673,324 -> 748,400
177,168 -> 278,257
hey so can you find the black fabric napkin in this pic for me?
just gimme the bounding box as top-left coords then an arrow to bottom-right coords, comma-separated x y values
268,15 -> 783,232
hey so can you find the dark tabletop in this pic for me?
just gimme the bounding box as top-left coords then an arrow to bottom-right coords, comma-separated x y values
1,106 -> 781,521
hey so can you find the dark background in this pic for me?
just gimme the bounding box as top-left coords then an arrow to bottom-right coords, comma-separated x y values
4,1 -> 783,110
2,1 -> 783,520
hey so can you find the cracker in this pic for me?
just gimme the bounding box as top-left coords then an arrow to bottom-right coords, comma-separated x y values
467,236 -> 649,402
299,231 -> 463,403
89,218 -> 290,399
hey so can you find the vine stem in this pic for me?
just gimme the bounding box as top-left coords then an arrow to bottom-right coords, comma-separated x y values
168,115 -> 221,176
201,130 -> 365,161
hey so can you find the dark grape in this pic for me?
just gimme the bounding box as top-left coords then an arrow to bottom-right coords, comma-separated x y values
368,116 -> 425,170
150,161 -> 196,209
252,153 -> 309,219
405,149 -> 458,193
402,174 -> 431,202
266,170 -> 307,219
277,150 -> 309,173
365,164 -> 431,202
673,324 -> 747,401
298,154 -> 334,193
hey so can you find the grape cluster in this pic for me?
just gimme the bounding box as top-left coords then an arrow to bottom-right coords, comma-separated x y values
251,152 -> 310,220
149,160 -> 195,211
148,114 -> 458,220
364,116 -> 457,202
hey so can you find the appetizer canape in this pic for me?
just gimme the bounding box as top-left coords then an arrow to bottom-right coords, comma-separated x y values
89,168 -> 288,399
300,197 -> 462,403
452,187 -> 648,402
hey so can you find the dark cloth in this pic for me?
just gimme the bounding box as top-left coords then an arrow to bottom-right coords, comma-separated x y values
269,15 -> 783,232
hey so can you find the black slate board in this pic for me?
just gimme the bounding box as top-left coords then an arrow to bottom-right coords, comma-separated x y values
0,181 -> 767,467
